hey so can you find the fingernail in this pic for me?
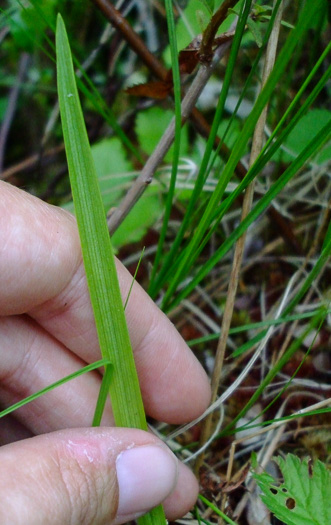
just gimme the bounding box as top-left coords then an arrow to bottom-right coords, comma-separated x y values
116,445 -> 178,521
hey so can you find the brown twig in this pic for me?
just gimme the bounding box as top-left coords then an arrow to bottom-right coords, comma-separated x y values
194,0 -> 285,475
90,0 -> 167,80
199,0 -> 238,62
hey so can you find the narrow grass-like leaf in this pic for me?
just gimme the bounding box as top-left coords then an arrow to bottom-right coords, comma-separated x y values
165,117 -> 331,310
56,14 -> 146,429
149,0 -> 252,297
157,0 -> 327,307
233,406 -> 331,437
56,15 -> 166,525
188,309 -> 331,347
92,364 -> 113,427
150,0 -> 182,282
199,495 -> 239,525
0,359 -> 109,419
123,247 -> 145,310
178,54 -> 331,280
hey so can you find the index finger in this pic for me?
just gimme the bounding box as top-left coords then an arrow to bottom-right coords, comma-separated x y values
0,181 -> 210,423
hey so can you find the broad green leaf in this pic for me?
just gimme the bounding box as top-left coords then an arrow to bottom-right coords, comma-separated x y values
253,454 -> 331,525
279,109 -> 331,164
135,107 -> 188,162
112,187 -> 162,248
92,137 -> 133,188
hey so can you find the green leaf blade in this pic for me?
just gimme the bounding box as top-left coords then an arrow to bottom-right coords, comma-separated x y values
56,14 -> 167,524
56,12 -> 145,430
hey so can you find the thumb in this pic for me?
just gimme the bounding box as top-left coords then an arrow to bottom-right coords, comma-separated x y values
0,427 -> 195,525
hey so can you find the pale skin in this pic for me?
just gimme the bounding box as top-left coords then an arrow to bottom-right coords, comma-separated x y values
0,180 -> 211,525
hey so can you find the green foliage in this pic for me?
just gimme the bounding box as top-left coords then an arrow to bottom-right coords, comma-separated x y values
150,0 -> 331,310
111,187 -> 162,248
279,109 -> 331,164
136,107 -> 188,161
253,454 -> 331,525
8,1 -> 55,50
2,1 -> 331,522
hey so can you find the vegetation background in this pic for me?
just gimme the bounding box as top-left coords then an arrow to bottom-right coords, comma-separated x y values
1,0 -> 331,523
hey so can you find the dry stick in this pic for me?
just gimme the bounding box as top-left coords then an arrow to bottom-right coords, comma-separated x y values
0,53 -> 30,175
194,0 -> 285,477
107,42 -> 231,234
91,0 -> 303,254
0,144 -> 65,181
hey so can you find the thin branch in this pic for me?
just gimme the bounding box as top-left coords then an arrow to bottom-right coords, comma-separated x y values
90,0 -> 167,80
194,0 -> 285,474
199,0 -> 239,61
107,42 -> 232,234
0,53 -> 30,174
0,144 -> 65,182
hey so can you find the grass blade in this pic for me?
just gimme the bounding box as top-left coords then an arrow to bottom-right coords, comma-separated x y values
56,13 -> 145,430
0,359 -> 109,419
56,14 -> 166,525
150,0 -> 182,282
158,0 -> 327,307
165,117 -> 331,310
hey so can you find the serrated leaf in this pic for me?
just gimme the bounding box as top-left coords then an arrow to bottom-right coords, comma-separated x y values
253,454 -> 331,525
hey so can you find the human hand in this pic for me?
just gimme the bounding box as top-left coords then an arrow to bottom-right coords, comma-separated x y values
0,180 -> 211,525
